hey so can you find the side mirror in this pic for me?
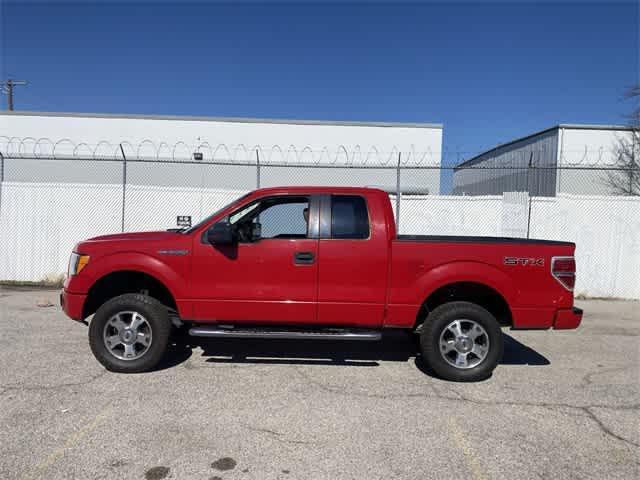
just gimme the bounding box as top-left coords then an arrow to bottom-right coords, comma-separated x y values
207,221 -> 235,245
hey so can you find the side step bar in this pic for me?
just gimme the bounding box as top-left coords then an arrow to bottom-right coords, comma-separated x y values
189,326 -> 382,341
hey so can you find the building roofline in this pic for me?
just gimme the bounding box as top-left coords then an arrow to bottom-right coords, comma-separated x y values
555,123 -> 636,131
455,123 -> 635,170
1,110 -> 443,129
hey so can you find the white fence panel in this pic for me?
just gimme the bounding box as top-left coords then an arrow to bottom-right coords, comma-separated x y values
530,194 -> 640,299
399,195 -> 503,236
501,191 -> 529,238
124,185 -> 250,232
0,182 -> 638,299
125,185 -> 205,232
0,182 -> 121,281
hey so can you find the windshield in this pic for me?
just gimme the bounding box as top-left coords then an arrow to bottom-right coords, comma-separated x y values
181,192 -> 252,234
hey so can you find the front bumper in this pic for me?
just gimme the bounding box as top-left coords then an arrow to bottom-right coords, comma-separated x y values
553,307 -> 583,329
60,289 -> 87,322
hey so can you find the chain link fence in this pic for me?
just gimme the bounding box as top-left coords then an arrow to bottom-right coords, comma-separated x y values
0,151 -> 638,298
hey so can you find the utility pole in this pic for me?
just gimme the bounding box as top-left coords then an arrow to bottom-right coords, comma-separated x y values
1,79 -> 28,111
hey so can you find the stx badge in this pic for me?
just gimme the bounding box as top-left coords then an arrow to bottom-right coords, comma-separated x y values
504,257 -> 544,266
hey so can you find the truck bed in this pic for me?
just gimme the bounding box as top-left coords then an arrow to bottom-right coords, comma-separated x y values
396,235 -> 574,246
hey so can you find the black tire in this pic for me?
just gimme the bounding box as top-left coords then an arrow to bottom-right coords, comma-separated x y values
419,301 -> 503,382
89,293 -> 171,373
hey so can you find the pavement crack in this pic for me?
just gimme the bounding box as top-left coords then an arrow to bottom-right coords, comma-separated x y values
243,425 -> 284,437
292,366 -> 345,395
583,407 -> 640,449
294,366 -> 639,409
443,391 -> 640,414
580,366 -> 632,387
0,370 -> 107,394
293,366 -> 640,449
242,423 -> 320,445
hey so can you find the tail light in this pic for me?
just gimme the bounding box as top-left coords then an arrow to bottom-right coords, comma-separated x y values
551,256 -> 576,291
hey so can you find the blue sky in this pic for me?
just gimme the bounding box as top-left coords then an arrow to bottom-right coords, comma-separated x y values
2,1 -> 638,167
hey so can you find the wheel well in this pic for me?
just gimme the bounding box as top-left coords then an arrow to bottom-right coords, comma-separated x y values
416,282 -> 512,328
83,271 -> 177,319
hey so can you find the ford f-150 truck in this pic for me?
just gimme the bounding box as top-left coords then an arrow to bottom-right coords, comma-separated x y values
61,187 -> 582,381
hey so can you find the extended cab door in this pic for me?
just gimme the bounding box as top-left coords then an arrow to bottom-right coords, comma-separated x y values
190,194 -> 320,323
316,194 -> 389,327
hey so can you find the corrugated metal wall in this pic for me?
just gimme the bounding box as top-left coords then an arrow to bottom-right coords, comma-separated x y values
453,129 -> 558,196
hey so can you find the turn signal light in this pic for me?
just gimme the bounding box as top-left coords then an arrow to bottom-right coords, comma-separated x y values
68,252 -> 90,276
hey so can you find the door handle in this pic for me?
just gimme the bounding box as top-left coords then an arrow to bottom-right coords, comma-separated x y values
294,251 -> 315,265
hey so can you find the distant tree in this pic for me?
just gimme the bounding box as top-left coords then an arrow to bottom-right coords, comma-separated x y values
606,85 -> 639,195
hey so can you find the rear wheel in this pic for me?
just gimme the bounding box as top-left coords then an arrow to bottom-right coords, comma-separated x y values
419,301 -> 503,382
89,293 -> 171,373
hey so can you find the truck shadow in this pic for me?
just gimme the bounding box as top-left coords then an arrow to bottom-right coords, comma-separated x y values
159,331 -> 550,374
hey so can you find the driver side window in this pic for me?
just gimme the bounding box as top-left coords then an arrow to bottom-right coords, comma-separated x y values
230,196 -> 310,241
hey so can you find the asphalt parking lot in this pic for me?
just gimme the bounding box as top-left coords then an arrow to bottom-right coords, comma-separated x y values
0,287 -> 638,480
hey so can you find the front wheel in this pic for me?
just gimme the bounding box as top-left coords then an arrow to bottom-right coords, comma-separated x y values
89,293 -> 171,373
419,301 -> 503,382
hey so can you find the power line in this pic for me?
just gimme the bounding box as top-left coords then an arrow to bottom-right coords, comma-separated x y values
1,79 -> 28,111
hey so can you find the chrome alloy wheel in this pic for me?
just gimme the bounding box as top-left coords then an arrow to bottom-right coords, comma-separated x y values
438,319 -> 490,369
102,311 -> 153,361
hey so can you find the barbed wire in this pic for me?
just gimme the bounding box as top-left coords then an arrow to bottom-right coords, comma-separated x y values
0,136 -> 636,168
0,136 -> 443,166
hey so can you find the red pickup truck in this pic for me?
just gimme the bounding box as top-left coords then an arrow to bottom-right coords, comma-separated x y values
61,186 -> 582,381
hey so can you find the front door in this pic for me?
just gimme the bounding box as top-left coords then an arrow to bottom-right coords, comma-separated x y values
190,194 -> 319,324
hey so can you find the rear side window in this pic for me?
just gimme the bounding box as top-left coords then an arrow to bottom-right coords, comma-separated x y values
331,195 -> 369,239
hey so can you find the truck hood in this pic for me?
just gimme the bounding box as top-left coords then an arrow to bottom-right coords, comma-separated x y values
73,230 -> 191,258
85,231 -> 182,242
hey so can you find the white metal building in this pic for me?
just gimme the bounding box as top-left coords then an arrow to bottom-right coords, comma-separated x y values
453,124 -> 635,196
0,111 -> 443,194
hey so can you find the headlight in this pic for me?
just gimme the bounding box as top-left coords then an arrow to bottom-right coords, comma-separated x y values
68,252 -> 90,276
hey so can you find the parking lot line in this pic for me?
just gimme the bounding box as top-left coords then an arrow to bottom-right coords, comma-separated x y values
447,416 -> 488,480
22,406 -> 113,480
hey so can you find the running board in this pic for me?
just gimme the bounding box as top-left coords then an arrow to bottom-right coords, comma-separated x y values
188,326 -> 382,341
